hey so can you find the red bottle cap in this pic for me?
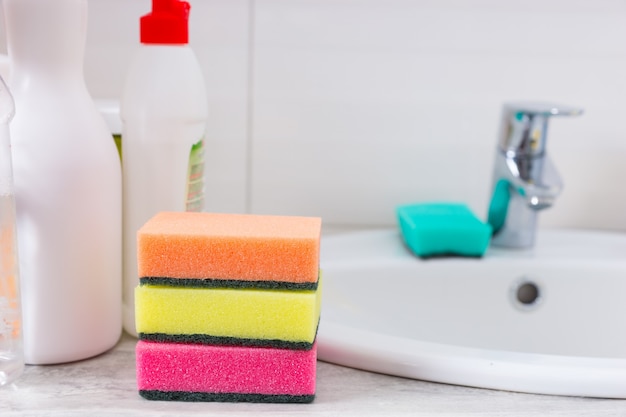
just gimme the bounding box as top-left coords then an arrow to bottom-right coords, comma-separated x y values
140,0 -> 190,45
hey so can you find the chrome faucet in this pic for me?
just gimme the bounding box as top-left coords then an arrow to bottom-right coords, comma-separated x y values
487,102 -> 583,248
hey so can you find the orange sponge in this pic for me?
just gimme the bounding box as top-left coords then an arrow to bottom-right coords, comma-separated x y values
137,212 -> 322,284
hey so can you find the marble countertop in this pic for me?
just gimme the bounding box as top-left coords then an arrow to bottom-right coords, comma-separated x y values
3,333 -> 626,416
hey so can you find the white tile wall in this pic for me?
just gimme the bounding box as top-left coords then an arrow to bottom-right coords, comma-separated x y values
2,0 -> 626,230
251,0 -> 626,230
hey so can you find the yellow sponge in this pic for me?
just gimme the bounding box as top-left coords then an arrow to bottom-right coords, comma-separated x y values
135,278 -> 322,349
138,212 -> 322,285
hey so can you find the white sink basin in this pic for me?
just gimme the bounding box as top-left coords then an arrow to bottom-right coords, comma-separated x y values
317,229 -> 626,398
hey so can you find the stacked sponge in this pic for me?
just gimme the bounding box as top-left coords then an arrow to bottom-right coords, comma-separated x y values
134,212 -> 322,403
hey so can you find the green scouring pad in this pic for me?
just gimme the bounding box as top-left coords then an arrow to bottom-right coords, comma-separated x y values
396,202 -> 492,258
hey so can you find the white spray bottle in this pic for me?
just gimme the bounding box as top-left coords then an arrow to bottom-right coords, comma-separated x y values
5,0 -> 122,364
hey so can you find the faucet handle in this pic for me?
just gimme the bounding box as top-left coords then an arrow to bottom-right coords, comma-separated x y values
498,101 -> 583,157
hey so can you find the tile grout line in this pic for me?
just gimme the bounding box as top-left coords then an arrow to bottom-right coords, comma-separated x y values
244,0 -> 255,214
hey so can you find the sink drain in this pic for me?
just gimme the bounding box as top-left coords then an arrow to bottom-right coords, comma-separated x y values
511,278 -> 542,310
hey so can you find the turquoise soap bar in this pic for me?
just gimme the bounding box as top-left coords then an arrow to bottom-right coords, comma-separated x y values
396,202 -> 492,258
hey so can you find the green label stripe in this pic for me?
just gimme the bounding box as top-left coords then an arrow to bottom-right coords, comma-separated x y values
186,138 -> 205,212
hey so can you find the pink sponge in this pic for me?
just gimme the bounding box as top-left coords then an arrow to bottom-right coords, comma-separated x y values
136,340 -> 317,403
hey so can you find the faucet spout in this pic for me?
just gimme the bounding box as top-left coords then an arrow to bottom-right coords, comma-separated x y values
488,153 -> 562,248
487,102 -> 582,249
506,153 -> 562,209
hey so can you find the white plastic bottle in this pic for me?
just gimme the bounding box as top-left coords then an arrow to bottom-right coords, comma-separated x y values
121,0 -> 208,336
0,75 -> 23,384
5,0 -> 122,364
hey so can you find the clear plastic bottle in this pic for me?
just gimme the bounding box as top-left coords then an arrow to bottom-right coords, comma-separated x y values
0,75 -> 23,386
121,0 -> 208,336
5,0 -> 122,364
